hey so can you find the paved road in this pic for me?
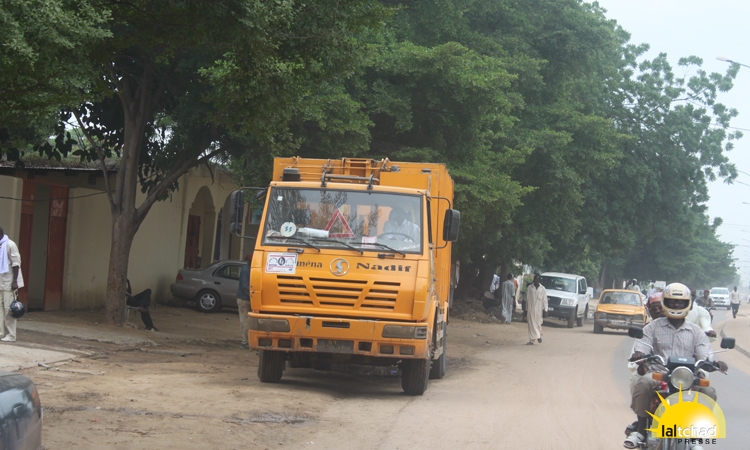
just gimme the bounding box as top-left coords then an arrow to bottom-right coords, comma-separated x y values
283,313 -> 750,449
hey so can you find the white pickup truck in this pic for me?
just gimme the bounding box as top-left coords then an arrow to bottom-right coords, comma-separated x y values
540,272 -> 592,328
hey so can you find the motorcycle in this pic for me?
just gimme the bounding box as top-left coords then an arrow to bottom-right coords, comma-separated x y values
625,326 -> 734,450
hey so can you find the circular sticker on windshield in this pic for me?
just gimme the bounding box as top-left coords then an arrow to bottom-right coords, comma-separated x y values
280,222 -> 297,237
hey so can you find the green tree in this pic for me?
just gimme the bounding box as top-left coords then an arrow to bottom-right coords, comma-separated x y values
5,0 -> 389,324
0,0 -> 110,155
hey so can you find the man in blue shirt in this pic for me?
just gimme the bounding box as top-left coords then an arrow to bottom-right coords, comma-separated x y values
237,252 -> 252,349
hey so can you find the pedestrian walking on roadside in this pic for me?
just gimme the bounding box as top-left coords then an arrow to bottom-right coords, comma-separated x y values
500,273 -> 515,324
237,252 -> 252,349
0,227 -> 24,342
730,286 -> 740,318
526,274 -> 548,345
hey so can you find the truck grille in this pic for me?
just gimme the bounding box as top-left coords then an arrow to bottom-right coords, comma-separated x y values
548,296 -> 562,306
276,275 -> 400,311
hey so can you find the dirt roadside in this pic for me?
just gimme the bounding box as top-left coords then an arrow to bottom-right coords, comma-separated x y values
8,303 -> 747,449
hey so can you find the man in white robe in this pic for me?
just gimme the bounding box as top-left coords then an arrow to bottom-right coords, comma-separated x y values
500,274 -> 515,324
526,274 -> 548,345
0,227 -> 24,342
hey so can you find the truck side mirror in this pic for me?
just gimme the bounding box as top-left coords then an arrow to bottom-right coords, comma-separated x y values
229,190 -> 245,234
442,209 -> 460,242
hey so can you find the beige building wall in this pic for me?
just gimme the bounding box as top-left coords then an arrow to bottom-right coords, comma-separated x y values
63,187 -> 111,309
0,176 -> 23,242
2,166 -> 237,310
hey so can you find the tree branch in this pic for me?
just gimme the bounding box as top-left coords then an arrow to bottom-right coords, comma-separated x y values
136,147 -> 224,224
73,110 -> 117,211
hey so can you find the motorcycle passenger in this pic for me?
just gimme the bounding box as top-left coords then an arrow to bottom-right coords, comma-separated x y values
686,302 -> 716,340
624,283 -> 728,449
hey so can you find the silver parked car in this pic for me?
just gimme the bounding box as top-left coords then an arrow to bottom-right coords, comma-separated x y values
0,371 -> 43,450
170,260 -> 246,313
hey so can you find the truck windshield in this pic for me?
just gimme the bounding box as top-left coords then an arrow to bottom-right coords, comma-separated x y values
539,276 -> 576,293
262,188 -> 423,254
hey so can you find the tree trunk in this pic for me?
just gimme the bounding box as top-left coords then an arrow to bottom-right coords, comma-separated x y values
104,212 -> 138,325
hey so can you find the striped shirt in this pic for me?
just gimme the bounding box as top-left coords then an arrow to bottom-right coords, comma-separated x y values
634,317 -> 710,371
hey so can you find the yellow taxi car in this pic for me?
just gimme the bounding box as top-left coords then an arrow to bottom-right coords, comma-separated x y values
593,289 -> 647,333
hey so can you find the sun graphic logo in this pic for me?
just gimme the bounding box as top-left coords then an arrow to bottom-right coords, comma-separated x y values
647,390 -> 726,440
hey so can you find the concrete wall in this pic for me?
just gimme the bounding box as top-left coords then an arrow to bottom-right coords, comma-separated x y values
0,176 -> 23,241
1,166 -> 237,310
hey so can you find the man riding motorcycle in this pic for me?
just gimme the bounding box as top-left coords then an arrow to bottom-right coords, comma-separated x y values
623,283 -> 728,449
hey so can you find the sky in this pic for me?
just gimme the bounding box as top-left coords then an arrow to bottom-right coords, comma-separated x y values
593,0 -> 750,288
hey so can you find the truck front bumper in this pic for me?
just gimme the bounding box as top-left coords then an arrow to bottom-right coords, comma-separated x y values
248,313 -> 431,359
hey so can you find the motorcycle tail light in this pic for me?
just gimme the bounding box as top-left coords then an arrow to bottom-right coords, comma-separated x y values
652,373 -> 664,381
697,378 -> 710,387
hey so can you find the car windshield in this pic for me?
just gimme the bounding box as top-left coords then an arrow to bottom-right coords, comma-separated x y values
600,292 -> 641,306
710,288 -> 729,295
262,188 -> 423,254
539,276 -> 576,293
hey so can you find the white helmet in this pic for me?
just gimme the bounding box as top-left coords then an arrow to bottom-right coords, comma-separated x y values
661,283 -> 691,319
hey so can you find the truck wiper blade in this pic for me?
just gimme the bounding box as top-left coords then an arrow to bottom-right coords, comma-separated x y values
266,235 -> 320,251
309,238 -> 363,254
351,241 -> 405,257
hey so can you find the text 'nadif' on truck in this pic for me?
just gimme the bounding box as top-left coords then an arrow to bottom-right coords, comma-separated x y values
228,157 -> 460,395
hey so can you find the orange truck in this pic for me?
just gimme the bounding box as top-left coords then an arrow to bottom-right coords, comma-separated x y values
229,157 -> 459,395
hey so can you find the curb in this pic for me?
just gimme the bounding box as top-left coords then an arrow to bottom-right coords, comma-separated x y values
719,321 -> 750,360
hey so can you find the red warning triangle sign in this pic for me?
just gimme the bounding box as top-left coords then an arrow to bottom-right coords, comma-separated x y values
324,209 -> 354,238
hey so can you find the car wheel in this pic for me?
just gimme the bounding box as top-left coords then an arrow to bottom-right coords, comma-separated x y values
196,289 -> 222,313
576,305 -> 587,327
593,322 -> 603,334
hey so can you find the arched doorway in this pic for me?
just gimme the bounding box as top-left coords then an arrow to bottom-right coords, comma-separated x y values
184,186 -> 216,269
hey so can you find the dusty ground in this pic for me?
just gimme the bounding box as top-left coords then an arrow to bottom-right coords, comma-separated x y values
11,302 -> 748,449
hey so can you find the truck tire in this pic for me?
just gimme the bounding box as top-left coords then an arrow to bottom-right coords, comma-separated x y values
429,328 -> 447,380
258,350 -> 285,383
576,305 -> 587,327
593,322 -> 603,334
567,308 -> 576,328
402,358 -> 430,395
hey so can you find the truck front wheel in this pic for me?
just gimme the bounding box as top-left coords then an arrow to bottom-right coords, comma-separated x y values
258,350 -> 285,383
402,358 -> 430,395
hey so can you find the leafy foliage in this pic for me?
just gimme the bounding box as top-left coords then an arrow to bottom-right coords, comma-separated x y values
2,0 -> 740,302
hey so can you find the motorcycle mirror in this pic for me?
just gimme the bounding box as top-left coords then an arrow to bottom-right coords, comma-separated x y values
720,337 -> 735,349
628,326 -> 644,339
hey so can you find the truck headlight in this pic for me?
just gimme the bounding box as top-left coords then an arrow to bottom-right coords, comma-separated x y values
596,312 -> 607,320
382,325 -> 428,339
249,318 -> 290,332
560,298 -> 575,306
